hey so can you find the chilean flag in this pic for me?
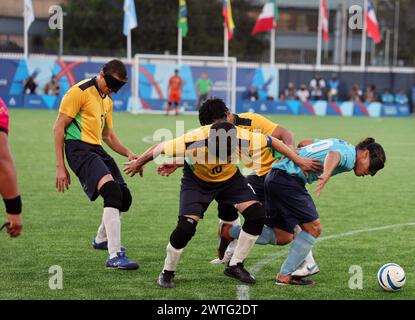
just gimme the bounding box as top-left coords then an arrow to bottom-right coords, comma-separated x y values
366,2 -> 382,44
251,0 -> 278,35
321,0 -> 329,43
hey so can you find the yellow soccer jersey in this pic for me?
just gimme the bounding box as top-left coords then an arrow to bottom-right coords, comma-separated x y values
162,125 -> 270,183
59,78 -> 113,145
234,113 -> 279,176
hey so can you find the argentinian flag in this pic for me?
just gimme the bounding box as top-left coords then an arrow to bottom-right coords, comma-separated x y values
123,0 -> 138,36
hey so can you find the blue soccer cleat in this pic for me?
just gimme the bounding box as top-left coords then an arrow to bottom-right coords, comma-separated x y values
106,252 -> 139,270
92,240 -> 126,252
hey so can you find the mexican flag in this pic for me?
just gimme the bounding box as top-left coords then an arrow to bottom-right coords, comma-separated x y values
251,0 -> 278,35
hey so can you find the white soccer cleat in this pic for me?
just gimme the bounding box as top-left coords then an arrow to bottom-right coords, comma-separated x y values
209,257 -> 225,265
291,260 -> 320,278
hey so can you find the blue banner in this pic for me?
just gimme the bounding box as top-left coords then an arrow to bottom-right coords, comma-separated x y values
236,100 -> 410,118
0,58 -> 131,111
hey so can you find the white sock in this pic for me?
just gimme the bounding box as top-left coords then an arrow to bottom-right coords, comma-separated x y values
95,222 -> 107,243
304,250 -> 315,264
224,239 -> 238,261
163,242 -> 184,272
103,207 -> 121,259
229,230 -> 258,266
294,225 -> 302,237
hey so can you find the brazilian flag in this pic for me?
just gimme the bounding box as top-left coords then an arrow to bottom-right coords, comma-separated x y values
178,0 -> 188,38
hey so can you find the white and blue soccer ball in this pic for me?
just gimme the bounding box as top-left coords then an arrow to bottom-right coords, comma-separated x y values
377,263 -> 406,292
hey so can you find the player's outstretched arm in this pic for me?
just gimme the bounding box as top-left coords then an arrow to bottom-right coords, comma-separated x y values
157,158 -> 185,176
124,143 -> 164,177
102,128 -> 137,160
272,125 -> 295,149
316,151 -> 340,198
269,136 -> 322,174
53,113 -> 72,193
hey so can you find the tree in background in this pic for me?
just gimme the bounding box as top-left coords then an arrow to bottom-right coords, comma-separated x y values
45,0 -> 415,66
47,0 -> 267,61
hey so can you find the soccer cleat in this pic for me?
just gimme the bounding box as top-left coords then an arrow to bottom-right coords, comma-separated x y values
291,261 -> 320,278
275,274 -> 314,286
210,258 -> 225,265
224,263 -> 256,284
106,252 -> 139,270
92,240 -> 126,252
217,224 -> 234,260
158,271 -> 175,288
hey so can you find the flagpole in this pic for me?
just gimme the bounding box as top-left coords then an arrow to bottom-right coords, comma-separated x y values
270,27 -> 275,65
127,28 -> 132,61
340,1 -> 347,65
124,0 -> 137,62
316,0 -> 323,69
224,25 -> 228,61
178,27 -> 182,66
24,6 -> 28,59
361,0 -> 368,70
393,0 -> 400,66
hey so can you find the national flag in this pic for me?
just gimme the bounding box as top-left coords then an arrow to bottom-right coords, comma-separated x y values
222,0 -> 235,40
366,1 -> 382,44
251,0 -> 278,35
123,0 -> 138,37
24,0 -> 35,32
178,0 -> 188,38
320,0 -> 329,43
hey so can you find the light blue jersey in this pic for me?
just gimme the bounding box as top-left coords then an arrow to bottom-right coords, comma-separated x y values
272,138 -> 356,184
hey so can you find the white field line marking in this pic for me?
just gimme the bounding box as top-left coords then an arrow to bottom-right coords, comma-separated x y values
237,222 -> 415,300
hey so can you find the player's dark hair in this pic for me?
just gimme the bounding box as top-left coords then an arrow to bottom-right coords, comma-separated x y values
199,98 -> 229,126
208,122 -> 237,162
356,137 -> 386,176
103,59 -> 127,80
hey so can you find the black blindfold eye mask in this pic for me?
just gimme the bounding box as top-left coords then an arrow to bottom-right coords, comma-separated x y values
104,73 -> 127,93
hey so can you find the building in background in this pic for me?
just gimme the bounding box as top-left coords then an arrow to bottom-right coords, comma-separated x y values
0,0 -> 402,67
250,0 -> 373,65
0,0 -> 66,54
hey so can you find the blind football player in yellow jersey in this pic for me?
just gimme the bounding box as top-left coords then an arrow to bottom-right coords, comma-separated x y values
124,105 -> 321,288
53,60 -> 139,270
157,99 -> 320,277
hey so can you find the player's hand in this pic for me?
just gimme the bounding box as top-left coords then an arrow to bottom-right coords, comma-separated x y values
298,158 -> 323,177
316,173 -> 330,198
157,163 -> 179,176
124,159 -> 144,177
6,214 -> 23,238
127,152 -> 139,161
55,165 -> 71,193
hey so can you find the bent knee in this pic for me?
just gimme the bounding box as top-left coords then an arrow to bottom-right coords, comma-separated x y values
241,203 -> 266,235
99,181 -> 123,210
276,234 -> 293,245
120,186 -> 132,212
303,222 -> 322,238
